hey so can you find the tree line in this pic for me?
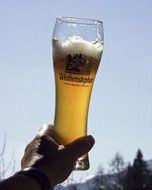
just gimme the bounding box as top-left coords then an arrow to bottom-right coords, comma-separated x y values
93,149 -> 152,190
60,149 -> 152,190
1,138 -> 152,190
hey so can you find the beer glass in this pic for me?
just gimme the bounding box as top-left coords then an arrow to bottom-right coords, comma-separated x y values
52,17 -> 104,170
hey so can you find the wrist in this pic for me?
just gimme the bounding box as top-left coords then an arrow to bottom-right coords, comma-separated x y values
15,167 -> 53,190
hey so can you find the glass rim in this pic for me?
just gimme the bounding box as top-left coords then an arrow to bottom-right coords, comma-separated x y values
56,16 -> 103,26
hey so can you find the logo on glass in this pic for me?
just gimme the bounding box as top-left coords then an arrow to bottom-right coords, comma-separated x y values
65,54 -> 93,75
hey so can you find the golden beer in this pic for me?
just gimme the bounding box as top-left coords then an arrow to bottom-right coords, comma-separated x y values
52,17 -> 104,170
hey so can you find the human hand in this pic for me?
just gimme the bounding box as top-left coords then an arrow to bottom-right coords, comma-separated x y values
21,124 -> 95,188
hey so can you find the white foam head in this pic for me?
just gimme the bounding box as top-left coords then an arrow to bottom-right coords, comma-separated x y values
53,36 -> 103,59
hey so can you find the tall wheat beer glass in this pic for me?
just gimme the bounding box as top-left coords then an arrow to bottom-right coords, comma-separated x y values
52,17 -> 104,170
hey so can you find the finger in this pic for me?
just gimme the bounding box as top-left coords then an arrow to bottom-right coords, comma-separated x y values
38,124 -> 54,137
37,124 -> 59,145
63,135 -> 95,159
37,136 -> 59,156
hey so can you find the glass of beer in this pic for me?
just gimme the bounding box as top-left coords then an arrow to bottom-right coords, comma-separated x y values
52,17 -> 104,170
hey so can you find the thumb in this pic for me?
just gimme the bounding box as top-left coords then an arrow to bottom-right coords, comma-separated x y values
64,135 -> 95,159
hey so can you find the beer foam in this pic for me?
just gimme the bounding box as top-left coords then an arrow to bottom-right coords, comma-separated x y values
53,36 -> 103,59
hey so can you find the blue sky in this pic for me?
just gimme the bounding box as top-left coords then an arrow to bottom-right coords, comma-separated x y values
0,0 -> 152,180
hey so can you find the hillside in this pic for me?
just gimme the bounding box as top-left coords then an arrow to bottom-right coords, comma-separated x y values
55,160 -> 152,190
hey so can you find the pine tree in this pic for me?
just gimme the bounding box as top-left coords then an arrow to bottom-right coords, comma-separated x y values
123,163 -> 133,190
147,173 -> 152,190
131,149 -> 149,190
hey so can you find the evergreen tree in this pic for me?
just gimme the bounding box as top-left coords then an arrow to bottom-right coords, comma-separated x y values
123,163 -> 133,190
131,149 -> 149,190
123,149 -> 152,190
147,174 -> 152,190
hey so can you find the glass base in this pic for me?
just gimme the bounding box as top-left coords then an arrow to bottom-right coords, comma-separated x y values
74,154 -> 90,170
